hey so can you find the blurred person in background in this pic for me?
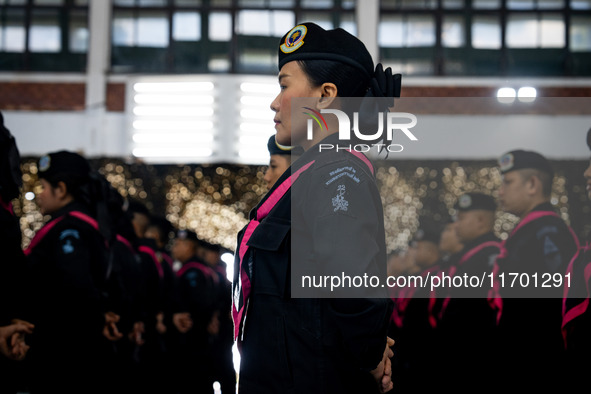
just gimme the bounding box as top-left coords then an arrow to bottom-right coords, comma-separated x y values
263,134 -> 303,190
199,240 -> 236,394
436,193 -> 500,391
489,150 -> 579,392
561,128 -> 591,389
24,151 -> 116,393
0,111 -> 34,393
391,223 -> 441,393
171,229 -> 218,394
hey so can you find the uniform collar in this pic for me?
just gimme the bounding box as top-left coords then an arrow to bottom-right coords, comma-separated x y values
462,231 -> 499,252
50,201 -> 91,220
530,201 -> 555,213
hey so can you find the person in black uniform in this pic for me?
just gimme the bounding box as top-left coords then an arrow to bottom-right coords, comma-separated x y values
100,188 -> 149,394
199,240 -> 236,394
391,225 -> 441,394
427,218 -> 464,329
232,22 -> 399,394
489,150 -> 579,391
264,134 -> 304,190
171,229 -> 218,394
125,200 -> 173,393
24,151 -> 114,393
0,111 -> 34,393
561,128 -> 591,387
144,214 -> 179,393
436,193 -> 500,391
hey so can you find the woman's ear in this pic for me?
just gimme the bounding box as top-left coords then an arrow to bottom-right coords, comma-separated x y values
317,82 -> 338,109
526,175 -> 539,195
55,181 -> 69,201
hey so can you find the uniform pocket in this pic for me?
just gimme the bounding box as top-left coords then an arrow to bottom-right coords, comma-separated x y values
247,217 -> 290,251
246,217 -> 291,297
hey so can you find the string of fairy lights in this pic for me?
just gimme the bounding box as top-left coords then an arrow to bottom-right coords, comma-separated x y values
12,158 -> 590,253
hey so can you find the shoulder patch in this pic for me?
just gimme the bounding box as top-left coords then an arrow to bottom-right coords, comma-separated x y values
332,184 -> 349,212
543,236 -> 559,256
59,229 -> 80,240
325,166 -> 361,187
62,240 -> 75,254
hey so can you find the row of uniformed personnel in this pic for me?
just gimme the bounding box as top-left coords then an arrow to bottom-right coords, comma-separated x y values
389,147 -> 591,393
0,113 -> 234,394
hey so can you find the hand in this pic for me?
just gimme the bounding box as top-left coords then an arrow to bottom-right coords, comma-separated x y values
370,336 -> 395,393
156,312 -> 167,335
207,311 -> 220,336
172,312 -> 193,334
103,312 -> 123,341
0,322 -> 34,360
129,321 -> 145,346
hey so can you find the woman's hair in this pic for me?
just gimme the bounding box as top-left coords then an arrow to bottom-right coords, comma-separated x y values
45,172 -> 92,205
298,59 -> 370,98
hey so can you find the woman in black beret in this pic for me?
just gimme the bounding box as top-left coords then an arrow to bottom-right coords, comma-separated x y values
232,22 -> 400,394
263,134 -> 303,190
24,151 -> 121,393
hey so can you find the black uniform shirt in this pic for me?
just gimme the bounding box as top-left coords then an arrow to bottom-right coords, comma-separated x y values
493,202 -> 579,389
0,198 -> 26,325
25,201 -> 109,355
236,133 -> 392,394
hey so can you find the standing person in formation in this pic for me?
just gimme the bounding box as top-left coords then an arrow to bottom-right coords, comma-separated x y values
145,214 -> 178,385
232,22 -> 399,394
562,128 -> 591,387
23,151 -> 115,393
0,112 -> 34,393
436,193 -> 500,391
101,189 -> 147,394
125,201 -> 172,393
264,134 -> 303,190
171,229 -> 218,394
391,224 -> 441,394
426,218 -> 464,330
489,150 -> 579,392
200,240 -> 236,394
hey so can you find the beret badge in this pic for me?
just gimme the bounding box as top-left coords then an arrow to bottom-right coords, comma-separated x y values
39,155 -> 51,172
458,194 -> 472,209
280,25 -> 307,54
498,153 -> 514,173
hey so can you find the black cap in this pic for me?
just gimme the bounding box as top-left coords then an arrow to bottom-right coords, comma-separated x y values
498,149 -> 554,178
267,135 -> 304,156
278,23 -> 374,78
0,111 -> 22,202
200,239 -> 221,253
38,150 -> 91,183
411,223 -> 441,246
126,199 -> 150,217
455,192 -> 496,212
587,128 -> 591,151
176,229 -> 199,243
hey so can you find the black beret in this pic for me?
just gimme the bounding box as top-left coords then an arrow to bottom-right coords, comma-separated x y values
0,111 -> 23,201
126,199 -> 150,217
200,239 -> 221,253
498,149 -> 554,177
455,192 -> 496,212
411,224 -> 441,246
176,229 -> 199,243
38,150 -> 91,182
587,128 -> 591,151
278,23 -> 374,78
267,135 -> 304,156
